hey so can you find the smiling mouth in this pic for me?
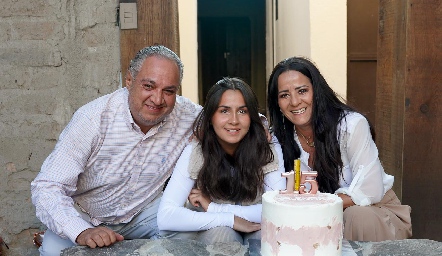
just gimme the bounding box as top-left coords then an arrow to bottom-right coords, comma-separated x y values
226,129 -> 240,133
291,107 -> 306,114
145,105 -> 163,111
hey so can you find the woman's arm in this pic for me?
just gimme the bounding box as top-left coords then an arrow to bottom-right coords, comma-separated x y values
157,145 -> 234,231
337,193 -> 356,209
335,114 -> 393,206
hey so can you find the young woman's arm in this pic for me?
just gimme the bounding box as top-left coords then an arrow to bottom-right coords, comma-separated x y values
157,145 -> 233,231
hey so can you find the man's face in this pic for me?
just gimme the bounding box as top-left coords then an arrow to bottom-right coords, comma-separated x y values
126,56 -> 180,133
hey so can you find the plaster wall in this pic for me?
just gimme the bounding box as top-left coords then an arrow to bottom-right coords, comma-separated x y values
0,0 -> 120,254
310,0 -> 347,99
273,0 -> 347,99
178,0 -> 199,104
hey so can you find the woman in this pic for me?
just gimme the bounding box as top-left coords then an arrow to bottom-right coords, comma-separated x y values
157,77 -> 286,245
267,56 -> 412,242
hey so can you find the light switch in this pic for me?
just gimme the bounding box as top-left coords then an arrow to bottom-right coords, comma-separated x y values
120,3 -> 137,30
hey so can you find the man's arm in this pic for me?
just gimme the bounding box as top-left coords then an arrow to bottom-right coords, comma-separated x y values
31,110 -> 115,245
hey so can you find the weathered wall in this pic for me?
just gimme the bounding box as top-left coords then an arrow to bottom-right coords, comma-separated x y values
0,0 -> 120,254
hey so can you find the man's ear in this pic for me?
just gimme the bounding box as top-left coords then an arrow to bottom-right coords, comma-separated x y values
125,72 -> 133,88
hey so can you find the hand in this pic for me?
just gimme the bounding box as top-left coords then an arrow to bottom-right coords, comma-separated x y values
76,227 -> 124,248
233,216 -> 261,233
188,188 -> 211,211
259,114 -> 272,142
265,126 -> 272,142
337,193 -> 355,209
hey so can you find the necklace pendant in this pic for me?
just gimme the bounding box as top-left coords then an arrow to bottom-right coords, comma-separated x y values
298,131 -> 315,148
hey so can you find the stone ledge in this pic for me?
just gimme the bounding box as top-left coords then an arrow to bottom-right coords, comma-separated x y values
349,239 -> 442,256
61,238 -> 442,256
61,239 -> 248,256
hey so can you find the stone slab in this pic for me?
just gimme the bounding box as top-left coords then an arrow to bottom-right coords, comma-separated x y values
61,238 -> 442,256
61,239 -> 248,256
349,239 -> 442,256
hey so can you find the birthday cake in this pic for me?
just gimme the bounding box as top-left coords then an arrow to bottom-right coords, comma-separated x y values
261,191 -> 343,256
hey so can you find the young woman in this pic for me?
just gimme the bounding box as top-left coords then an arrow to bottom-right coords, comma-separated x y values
267,56 -> 412,242
157,77 -> 286,245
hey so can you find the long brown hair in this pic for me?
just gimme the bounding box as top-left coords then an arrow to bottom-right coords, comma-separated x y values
194,77 -> 274,203
267,57 -> 375,193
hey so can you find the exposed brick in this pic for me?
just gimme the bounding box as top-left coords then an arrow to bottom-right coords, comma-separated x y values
12,21 -> 62,41
0,0 -> 59,18
75,0 -> 118,29
0,66 -> 63,90
0,43 -> 62,67
28,67 -> 63,90
0,65 -> 30,89
0,89 -> 61,116
0,22 -> 11,42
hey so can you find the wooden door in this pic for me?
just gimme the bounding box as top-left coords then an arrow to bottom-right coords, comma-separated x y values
347,0 -> 379,127
377,0 -> 442,241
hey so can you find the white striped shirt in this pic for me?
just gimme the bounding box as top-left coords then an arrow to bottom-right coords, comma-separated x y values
31,87 -> 201,242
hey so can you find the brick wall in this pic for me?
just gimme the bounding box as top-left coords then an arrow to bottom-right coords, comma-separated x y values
0,0 -> 120,254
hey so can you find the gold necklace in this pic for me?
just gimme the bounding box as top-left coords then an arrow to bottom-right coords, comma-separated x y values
298,131 -> 315,147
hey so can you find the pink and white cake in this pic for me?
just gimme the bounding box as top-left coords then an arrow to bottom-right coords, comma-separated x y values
261,191 -> 343,256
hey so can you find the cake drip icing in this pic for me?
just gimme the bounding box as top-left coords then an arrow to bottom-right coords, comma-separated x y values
261,216 -> 342,255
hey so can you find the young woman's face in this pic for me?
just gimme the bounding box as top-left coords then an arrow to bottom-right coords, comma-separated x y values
211,89 -> 251,155
277,70 -> 314,129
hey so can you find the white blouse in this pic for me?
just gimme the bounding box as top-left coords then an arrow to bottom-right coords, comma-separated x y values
157,138 -> 286,232
295,112 -> 394,206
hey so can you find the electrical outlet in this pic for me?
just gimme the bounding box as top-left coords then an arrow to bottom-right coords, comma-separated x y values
120,3 -> 137,29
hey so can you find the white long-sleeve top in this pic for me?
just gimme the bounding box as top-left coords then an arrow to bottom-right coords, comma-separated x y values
296,112 -> 394,206
157,138 -> 286,231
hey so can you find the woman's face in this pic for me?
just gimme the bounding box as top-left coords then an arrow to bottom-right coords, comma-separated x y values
277,70 -> 314,129
211,89 -> 251,155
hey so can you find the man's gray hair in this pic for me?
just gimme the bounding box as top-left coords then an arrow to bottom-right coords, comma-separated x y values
127,45 -> 184,84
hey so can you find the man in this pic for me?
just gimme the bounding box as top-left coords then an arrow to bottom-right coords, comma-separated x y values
31,45 -> 202,255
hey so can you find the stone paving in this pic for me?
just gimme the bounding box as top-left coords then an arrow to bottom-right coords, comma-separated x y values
60,238 -> 442,256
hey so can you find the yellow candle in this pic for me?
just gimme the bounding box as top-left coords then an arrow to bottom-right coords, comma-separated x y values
294,159 -> 301,191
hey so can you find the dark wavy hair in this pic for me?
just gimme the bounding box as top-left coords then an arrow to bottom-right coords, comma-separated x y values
267,57 -> 375,193
194,77 -> 274,203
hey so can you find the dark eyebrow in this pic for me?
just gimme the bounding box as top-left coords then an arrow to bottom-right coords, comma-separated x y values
278,85 -> 308,94
163,85 -> 179,91
138,78 -> 179,91
139,78 -> 155,85
218,105 -> 247,109
278,89 -> 289,94
296,85 -> 309,90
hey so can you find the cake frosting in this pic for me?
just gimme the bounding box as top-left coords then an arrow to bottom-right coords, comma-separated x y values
261,191 -> 343,256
